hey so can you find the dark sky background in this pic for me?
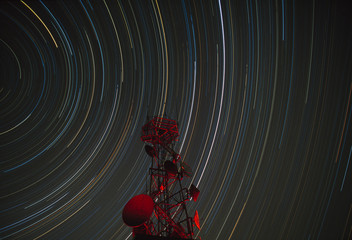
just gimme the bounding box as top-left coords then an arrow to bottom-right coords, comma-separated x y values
1,1 -> 351,239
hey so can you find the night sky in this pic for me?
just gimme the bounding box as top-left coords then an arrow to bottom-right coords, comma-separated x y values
1,1 -> 351,239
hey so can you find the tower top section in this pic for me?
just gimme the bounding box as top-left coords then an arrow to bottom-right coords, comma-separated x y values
141,117 -> 179,146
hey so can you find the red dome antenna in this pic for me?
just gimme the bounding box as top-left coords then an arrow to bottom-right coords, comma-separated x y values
122,194 -> 154,227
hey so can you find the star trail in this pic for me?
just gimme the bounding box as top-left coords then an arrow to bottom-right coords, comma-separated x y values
1,1 -> 351,239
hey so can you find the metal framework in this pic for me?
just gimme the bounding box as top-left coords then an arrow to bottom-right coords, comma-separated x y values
140,117 -> 194,239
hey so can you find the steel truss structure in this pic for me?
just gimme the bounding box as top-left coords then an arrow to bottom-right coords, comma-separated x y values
139,117 -> 194,239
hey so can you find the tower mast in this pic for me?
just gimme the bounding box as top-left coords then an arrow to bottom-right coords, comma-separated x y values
122,116 -> 200,239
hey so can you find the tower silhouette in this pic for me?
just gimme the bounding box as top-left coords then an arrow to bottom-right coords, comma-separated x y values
122,117 -> 200,239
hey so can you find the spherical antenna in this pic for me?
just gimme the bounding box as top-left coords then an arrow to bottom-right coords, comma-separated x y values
189,184 -> 200,202
164,160 -> 178,176
145,145 -> 156,158
122,194 -> 154,227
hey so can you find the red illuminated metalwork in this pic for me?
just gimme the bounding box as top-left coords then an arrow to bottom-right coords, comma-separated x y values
141,117 -> 181,162
141,117 -> 179,145
123,116 -> 200,239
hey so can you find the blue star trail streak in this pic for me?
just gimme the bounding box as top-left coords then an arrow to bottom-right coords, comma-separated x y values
0,1 -> 351,239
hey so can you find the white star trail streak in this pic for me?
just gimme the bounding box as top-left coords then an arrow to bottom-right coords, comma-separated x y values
196,0 -> 226,187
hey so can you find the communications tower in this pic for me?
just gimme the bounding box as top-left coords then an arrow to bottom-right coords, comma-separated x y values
122,117 -> 200,239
